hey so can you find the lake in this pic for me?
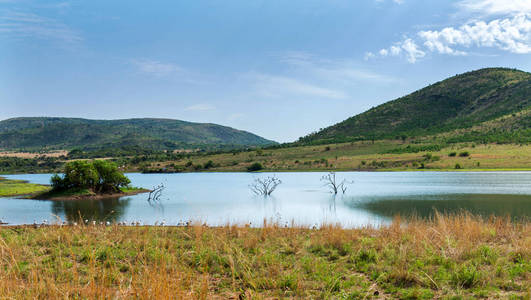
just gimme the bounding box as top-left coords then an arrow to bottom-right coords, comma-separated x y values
1,172 -> 531,227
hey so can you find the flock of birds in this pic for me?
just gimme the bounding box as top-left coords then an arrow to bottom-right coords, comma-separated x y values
25,219 -> 197,228
1,219 -> 319,228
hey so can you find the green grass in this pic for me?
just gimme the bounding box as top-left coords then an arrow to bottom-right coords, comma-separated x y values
0,213 -> 529,298
135,141 -> 531,173
0,177 -> 50,197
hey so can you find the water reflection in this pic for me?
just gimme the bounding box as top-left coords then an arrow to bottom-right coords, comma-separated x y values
3,172 -> 531,226
346,194 -> 531,220
51,197 -> 132,222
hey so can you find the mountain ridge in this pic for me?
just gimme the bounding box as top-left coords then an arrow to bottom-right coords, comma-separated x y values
0,117 -> 276,151
299,67 -> 531,144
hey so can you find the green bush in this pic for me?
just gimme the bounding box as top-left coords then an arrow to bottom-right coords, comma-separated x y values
459,151 -> 470,157
448,152 -> 457,157
51,160 -> 130,193
203,160 -> 214,169
247,162 -> 263,172
455,163 -> 462,169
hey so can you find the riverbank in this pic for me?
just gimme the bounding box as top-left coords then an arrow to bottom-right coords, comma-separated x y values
29,186 -> 150,201
134,142 -> 531,173
0,176 -> 148,200
0,214 -> 529,299
4,142 -> 531,174
0,176 -> 49,197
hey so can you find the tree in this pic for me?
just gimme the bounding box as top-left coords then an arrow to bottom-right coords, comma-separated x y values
247,162 -> 263,172
249,175 -> 281,196
51,160 -> 130,193
92,160 -> 130,193
321,172 -> 352,194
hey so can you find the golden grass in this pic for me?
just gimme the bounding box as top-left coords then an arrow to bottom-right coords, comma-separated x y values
136,141 -> 531,173
0,213 -> 529,299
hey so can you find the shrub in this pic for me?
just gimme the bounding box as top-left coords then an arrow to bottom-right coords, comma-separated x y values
459,151 -> 470,157
51,160 -> 130,193
448,152 -> 457,157
203,160 -> 214,169
455,163 -> 462,169
247,162 -> 263,172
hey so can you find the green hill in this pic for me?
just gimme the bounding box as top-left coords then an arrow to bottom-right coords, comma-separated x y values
299,68 -> 531,144
0,117 -> 276,151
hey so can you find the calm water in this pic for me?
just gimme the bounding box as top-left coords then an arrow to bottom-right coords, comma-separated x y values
1,172 -> 531,227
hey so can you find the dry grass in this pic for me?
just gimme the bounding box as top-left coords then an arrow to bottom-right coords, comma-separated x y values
0,213 -> 529,299
0,150 -> 67,159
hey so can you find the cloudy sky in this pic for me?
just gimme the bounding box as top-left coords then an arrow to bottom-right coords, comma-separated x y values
1,0 -> 531,142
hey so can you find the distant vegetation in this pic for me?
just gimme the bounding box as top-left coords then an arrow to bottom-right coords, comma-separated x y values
0,117 -> 276,151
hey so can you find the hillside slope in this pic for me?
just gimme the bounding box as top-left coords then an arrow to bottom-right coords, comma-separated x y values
0,118 -> 276,150
299,68 -> 531,144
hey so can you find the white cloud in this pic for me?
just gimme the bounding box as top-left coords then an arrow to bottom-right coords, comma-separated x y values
0,11 -> 81,43
131,59 -> 183,77
419,14 -> 531,55
246,72 -> 347,99
185,104 -> 215,111
458,0 -> 531,16
368,13 -> 531,62
371,38 -> 425,63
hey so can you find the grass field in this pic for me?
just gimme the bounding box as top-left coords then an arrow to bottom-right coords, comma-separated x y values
137,141 -> 531,173
0,213 -> 529,299
0,176 -> 50,197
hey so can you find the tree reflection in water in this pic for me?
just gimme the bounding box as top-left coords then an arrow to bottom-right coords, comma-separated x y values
51,197 -> 132,223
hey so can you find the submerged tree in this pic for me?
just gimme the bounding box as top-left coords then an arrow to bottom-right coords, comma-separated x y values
249,175 -> 282,196
321,172 -> 352,194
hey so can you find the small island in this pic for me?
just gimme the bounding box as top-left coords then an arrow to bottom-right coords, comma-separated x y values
32,160 -> 149,201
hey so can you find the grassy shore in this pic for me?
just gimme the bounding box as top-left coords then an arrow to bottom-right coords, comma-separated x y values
30,186 -> 149,201
0,176 -> 49,197
0,214 -> 529,299
136,142 -> 531,173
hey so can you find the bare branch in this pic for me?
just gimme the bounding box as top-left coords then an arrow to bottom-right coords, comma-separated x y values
249,175 -> 282,196
321,172 -> 352,194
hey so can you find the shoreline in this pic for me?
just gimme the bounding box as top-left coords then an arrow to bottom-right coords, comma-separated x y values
29,188 -> 150,201
5,168 -> 531,176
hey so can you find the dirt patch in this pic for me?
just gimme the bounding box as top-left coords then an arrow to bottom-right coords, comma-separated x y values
30,189 -> 150,201
0,151 -> 68,158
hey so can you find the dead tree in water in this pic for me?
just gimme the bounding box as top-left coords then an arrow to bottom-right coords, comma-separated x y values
321,172 -> 352,194
249,176 -> 282,196
148,183 -> 165,203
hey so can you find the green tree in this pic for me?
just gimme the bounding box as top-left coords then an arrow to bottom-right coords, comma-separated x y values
51,160 -> 130,194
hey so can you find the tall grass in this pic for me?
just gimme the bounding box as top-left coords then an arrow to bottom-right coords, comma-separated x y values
0,213 -> 529,299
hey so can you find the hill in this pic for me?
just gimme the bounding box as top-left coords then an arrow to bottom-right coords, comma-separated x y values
299,68 -> 531,144
0,117 -> 276,151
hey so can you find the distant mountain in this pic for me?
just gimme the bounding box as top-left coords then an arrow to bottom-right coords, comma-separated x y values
299,68 -> 531,144
0,117 -> 276,151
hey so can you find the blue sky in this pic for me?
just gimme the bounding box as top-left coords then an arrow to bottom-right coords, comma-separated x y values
1,0 -> 531,142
